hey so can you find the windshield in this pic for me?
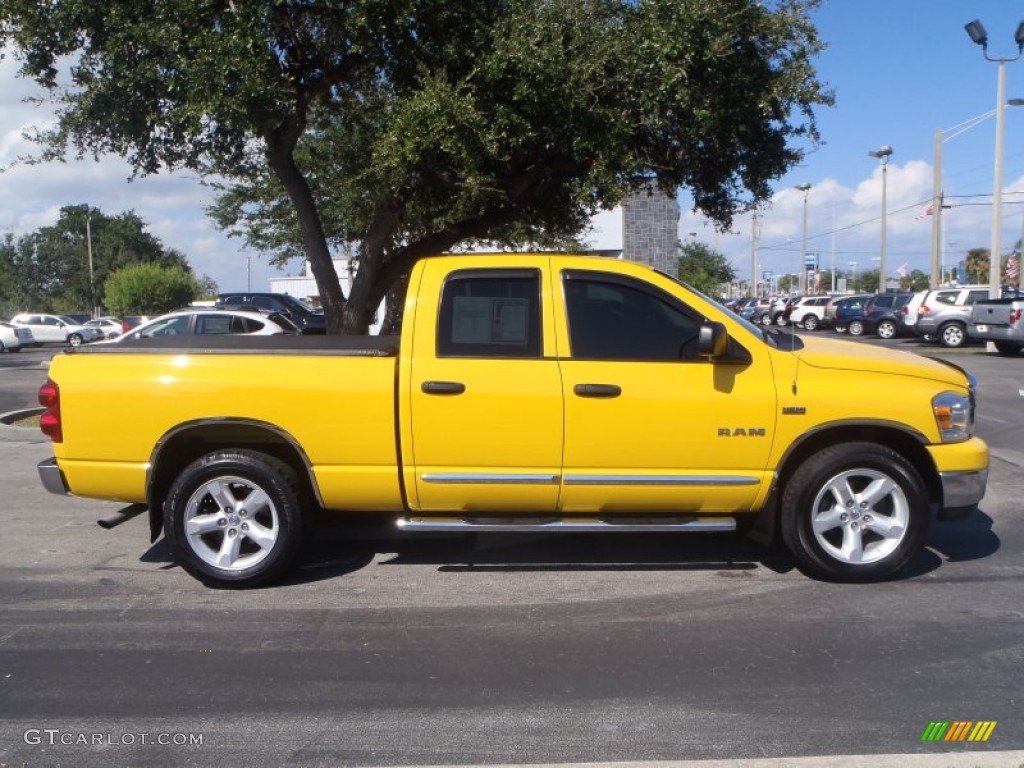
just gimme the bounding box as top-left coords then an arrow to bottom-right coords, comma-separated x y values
654,271 -> 778,349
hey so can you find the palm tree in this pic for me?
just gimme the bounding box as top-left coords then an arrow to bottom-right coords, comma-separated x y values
964,248 -> 989,284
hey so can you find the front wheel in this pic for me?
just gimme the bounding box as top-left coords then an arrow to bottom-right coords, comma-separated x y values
781,442 -> 929,582
67,333 -> 83,347
876,320 -> 897,339
760,313 -> 773,326
164,449 -> 306,588
938,322 -> 966,348
802,315 -> 819,331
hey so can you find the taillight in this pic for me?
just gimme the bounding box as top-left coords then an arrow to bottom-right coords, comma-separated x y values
902,305 -> 909,315
38,378 -> 62,443
919,304 -> 931,315
1011,309 -> 1022,325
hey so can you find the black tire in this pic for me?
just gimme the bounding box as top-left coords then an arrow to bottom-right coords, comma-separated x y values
937,322 -> 966,348
164,449 -> 306,588
876,320 -> 897,339
780,442 -> 929,582
67,333 -> 83,347
993,341 -> 1023,355
802,314 -> 819,331
760,313 -> 773,326
848,320 -> 865,337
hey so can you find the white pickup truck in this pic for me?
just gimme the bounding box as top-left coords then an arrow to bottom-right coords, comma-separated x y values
969,291 -> 1024,355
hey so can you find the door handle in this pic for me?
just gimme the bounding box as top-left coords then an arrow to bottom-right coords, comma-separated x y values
573,383 -> 622,398
421,381 -> 466,395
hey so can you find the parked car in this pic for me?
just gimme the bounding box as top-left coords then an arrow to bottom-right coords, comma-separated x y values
789,295 -> 832,330
898,290 -> 929,337
84,317 -> 123,340
9,313 -> 104,346
0,320 -> 35,352
913,285 -> 991,348
769,296 -> 790,326
856,293 -> 915,338
215,292 -> 326,334
831,294 -> 874,335
115,308 -> 300,342
120,315 -> 151,335
968,294 -> 1024,354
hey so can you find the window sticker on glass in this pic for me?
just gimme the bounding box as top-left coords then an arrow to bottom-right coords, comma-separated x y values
452,296 -> 529,345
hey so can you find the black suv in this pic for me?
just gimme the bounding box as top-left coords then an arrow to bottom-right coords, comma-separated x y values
861,293 -> 915,339
215,292 -> 326,334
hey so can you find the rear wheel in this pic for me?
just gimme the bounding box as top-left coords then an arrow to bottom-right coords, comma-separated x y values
802,314 -> 819,331
781,442 -> 929,582
876,319 -> 897,339
848,320 -> 865,336
164,449 -> 306,588
994,341 -> 1023,355
938,322 -> 966,348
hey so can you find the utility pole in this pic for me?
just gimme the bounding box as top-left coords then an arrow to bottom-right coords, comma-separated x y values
83,205 -> 96,318
750,212 -> 760,297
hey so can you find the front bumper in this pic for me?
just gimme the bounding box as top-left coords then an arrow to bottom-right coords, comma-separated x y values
937,468 -> 988,519
38,457 -> 71,496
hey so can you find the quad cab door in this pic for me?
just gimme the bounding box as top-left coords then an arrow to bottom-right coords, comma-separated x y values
405,258 -> 564,512
554,263 -> 778,514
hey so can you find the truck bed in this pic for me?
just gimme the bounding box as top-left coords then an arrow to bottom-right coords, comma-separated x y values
72,334 -> 401,356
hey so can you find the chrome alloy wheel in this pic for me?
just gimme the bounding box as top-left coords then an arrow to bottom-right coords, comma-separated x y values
184,475 -> 279,571
809,468 -> 910,565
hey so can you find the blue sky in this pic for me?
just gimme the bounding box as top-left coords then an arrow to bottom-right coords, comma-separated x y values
2,0 -> 1023,295
703,0 -> 1024,287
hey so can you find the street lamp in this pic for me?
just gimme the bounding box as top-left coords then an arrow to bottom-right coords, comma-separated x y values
965,17 -> 1024,302
795,183 -> 811,293
867,145 -> 893,293
930,101 -> 1024,288
848,261 -> 858,293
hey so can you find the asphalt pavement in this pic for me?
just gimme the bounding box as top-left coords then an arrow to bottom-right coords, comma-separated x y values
1,339 -> 1023,768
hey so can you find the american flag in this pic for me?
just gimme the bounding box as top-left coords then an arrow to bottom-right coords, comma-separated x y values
1008,251 -> 1020,280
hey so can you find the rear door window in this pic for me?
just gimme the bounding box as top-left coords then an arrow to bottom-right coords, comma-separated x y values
437,270 -> 542,358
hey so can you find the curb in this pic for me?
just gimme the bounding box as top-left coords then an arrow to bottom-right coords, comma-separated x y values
0,407 -> 48,443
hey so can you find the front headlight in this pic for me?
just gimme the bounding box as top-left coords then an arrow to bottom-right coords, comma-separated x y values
933,391 -> 972,442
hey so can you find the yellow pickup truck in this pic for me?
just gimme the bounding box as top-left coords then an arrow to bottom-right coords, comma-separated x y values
37,254 -> 989,588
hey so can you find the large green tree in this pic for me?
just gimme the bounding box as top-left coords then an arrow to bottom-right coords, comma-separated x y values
2,0 -> 831,333
677,241 -> 736,297
0,205 -> 191,316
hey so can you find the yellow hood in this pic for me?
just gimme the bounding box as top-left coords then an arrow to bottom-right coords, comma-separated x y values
792,335 -> 969,389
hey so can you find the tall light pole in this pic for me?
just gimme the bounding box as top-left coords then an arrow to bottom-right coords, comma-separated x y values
750,211 -> 760,297
930,102 -> 1024,288
965,18 -> 1024,302
81,205 -> 96,319
868,145 -> 893,293
795,183 -> 811,294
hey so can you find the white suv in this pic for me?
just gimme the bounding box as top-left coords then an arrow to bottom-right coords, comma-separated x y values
10,313 -> 105,346
789,296 -> 833,331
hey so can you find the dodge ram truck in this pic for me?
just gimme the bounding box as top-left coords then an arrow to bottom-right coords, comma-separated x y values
37,254 -> 989,587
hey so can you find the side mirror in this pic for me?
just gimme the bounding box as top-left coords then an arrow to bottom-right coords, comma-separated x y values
698,321 -> 729,358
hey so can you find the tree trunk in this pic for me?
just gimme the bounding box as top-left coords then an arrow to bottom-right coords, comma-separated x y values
265,130 -> 348,334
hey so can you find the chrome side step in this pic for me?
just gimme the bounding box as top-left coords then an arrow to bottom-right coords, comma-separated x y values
397,516 -> 736,533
